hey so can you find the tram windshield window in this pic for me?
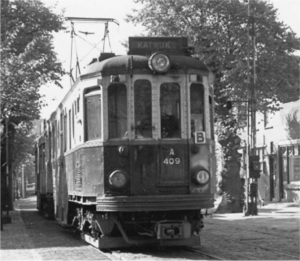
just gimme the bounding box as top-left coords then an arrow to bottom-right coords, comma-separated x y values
134,80 -> 152,139
108,83 -> 128,139
160,83 -> 181,138
84,87 -> 102,141
190,83 -> 204,137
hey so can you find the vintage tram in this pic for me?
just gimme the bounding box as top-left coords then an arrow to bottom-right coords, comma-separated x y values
35,36 -> 216,249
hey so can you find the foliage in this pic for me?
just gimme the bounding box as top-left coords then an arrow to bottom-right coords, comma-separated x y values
1,0 -> 65,123
11,124 -> 37,180
127,0 -> 300,212
1,0 -> 65,206
286,110 -> 300,140
216,120 -> 244,212
127,0 -> 300,113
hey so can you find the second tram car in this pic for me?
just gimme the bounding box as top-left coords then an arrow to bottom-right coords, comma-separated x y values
35,37 -> 216,249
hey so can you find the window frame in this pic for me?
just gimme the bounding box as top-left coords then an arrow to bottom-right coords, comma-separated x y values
83,86 -> 103,142
189,82 -> 205,140
159,82 -> 182,139
69,109 -> 71,149
107,83 -> 128,140
133,79 -> 153,139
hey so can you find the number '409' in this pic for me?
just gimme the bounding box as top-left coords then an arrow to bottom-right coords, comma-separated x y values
163,158 -> 180,165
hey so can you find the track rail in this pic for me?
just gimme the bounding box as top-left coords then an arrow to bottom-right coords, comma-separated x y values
186,247 -> 225,260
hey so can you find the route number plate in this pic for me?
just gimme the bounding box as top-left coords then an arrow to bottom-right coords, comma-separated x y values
195,131 -> 206,144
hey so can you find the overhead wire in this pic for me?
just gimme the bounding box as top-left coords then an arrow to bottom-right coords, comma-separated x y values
70,38 -> 103,72
75,33 -> 102,52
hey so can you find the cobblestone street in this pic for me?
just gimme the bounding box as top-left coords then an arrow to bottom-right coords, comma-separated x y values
198,205 -> 300,260
1,196 -> 299,260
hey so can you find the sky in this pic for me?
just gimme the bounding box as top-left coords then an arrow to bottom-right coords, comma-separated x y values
39,0 -> 300,119
40,0 -> 145,118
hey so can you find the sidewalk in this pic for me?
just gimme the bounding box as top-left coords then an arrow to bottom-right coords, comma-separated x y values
206,196 -> 300,233
1,197 -> 113,261
1,197 -> 42,260
199,199 -> 300,260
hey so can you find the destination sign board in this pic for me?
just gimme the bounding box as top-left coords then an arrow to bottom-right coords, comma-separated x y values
128,37 -> 188,55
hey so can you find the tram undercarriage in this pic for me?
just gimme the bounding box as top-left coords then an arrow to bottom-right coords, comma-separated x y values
71,205 -> 203,249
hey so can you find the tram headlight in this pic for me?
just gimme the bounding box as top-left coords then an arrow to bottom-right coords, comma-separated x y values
148,52 -> 171,73
193,169 -> 210,185
109,170 -> 128,188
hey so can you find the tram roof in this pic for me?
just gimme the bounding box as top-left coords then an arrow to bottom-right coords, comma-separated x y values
81,54 -> 210,78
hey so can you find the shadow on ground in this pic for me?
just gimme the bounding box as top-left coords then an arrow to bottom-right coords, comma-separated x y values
1,197 -> 84,251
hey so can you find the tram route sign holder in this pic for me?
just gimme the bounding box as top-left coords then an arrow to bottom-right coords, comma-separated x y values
128,37 -> 189,55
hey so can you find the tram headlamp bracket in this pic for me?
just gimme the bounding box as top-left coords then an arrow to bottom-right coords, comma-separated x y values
148,52 -> 171,73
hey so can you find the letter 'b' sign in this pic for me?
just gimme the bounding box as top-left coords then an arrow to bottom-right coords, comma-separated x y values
195,131 -> 206,144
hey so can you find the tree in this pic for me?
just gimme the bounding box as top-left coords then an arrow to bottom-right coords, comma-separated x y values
127,0 -> 300,212
1,0 -> 65,209
127,0 -> 299,110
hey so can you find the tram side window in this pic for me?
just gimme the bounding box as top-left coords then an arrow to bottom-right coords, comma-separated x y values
53,121 -> 56,159
72,104 -> 75,138
160,83 -> 181,138
190,83 -> 204,137
69,109 -> 71,148
84,87 -> 102,141
209,96 -> 214,140
49,128 -> 52,159
108,84 -> 127,139
57,120 -> 60,155
60,113 -> 63,154
64,113 -> 67,152
134,80 -> 152,139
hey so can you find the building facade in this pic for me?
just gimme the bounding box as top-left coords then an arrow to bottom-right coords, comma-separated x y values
241,100 -> 300,202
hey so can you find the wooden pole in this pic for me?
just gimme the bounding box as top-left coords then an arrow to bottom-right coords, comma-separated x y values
244,0 -> 258,216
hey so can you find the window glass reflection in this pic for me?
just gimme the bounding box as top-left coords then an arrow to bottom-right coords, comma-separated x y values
108,84 -> 127,139
160,83 -> 181,138
85,88 -> 101,141
190,83 -> 204,137
134,80 -> 152,138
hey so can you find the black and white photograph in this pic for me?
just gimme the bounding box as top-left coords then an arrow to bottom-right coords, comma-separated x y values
1,0 -> 299,260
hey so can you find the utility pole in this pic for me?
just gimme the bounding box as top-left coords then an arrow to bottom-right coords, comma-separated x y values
6,118 -> 9,194
244,0 -> 258,216
22,165 -> 26,198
